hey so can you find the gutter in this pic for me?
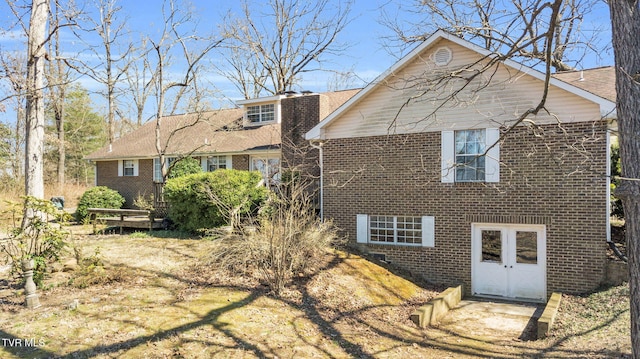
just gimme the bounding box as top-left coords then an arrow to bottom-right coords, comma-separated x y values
309,140 -> 325,221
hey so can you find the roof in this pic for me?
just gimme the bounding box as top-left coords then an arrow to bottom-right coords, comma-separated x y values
86,89 -> 359,161
552,66 -> 616,102
306,30 -> 617,140
85,108 -> 273,160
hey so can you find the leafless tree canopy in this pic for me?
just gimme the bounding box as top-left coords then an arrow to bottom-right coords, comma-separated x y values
380,0 -> 606,71
218,0 -> 353,98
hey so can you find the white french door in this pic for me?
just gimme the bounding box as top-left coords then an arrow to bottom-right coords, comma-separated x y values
471,224 -> 546,302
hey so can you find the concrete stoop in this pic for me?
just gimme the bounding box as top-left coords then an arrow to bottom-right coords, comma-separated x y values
411,287 -> 562,340
410,285 -> 463,328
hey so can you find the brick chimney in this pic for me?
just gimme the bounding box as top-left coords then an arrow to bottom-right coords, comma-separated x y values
280,93 -> 322,180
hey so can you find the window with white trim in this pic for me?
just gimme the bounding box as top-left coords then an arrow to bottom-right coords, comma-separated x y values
123,160 -> 135,176
207,156 -> 227,171
370,215 -> 422,245
441,128 -> 500,183
153,157 -> 177,182
247,104 -> 275,123
357,214 -> 435,247
251,156 -> 281,186
455,129 -> 486,182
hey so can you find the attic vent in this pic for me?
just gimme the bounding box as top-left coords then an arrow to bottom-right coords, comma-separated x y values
433,46 -> 452,66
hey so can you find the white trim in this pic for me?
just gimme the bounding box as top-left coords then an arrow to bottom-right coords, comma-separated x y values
236,94 -> 286,105
485,128 -> 500,183
132,159 -> 139,176
471,223 -> 547,302
117,160 -> 123,177
153,158 -> 161,182
200,157 -> 208,172
421,216 -> 435,247
356,214 -> 368,244
227,155 -> 233,170
240,100 -> 282,127
305,30 -> 616,140
441,131 -> 455,183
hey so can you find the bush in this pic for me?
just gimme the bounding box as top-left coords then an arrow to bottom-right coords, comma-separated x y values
163,169 -> 268,232
205,176 -> 343,295
1,197 -> 69,287
76,186 -> 125,222
167,157 -> 202,179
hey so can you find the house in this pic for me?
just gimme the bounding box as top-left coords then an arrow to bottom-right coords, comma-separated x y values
85,89 -> 359,207
305,30 -> 616,301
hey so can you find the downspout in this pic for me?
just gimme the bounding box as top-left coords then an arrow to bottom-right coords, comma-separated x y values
309,140 -> 325,221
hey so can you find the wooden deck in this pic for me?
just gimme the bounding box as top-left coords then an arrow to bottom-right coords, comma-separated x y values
87,208 -> 163,234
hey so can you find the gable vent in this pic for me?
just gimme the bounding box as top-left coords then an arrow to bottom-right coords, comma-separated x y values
433,46 -> 452,66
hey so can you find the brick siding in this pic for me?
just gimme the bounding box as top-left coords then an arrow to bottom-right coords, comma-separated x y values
96,159 -> 155,208
232,155 -> 249,171
322,121 -> 609,295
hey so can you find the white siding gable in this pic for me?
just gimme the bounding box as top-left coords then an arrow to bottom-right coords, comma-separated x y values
320,39 -> 604,140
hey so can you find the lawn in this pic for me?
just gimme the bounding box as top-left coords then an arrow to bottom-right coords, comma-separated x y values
0,227 -> 631,358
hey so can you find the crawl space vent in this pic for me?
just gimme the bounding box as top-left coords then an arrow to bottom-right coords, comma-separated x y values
433,46 -> 452,66
370,252 -> 388,263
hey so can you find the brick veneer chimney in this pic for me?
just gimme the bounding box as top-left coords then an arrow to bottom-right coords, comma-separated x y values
280,94 -> 322,179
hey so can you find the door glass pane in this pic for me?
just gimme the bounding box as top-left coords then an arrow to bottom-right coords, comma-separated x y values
481,230 -> 502,262
516,231 -> 538,264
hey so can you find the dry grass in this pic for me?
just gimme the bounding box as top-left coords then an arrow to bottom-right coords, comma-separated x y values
0,228 -> 632,358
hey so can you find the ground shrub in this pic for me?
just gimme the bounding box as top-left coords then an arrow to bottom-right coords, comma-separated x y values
206,176 -> 343,295
75,186 -> 125,222
164,169 -> 268,232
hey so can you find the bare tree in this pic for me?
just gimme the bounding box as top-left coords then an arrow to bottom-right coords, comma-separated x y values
609,2 -> 640,356
0,51 -> 27,179
149,0 -> 222,181
22,0 -> 50,224
380,0 -> 605,71
67,0 -> 133,144
218,0 -> 353,98
46,0 -> 71,191
122,38 -> 156,127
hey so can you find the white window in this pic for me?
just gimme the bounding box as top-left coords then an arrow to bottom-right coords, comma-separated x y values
123,160 -> 135,176
455,129 -> 485,182
207,156 -> 227,171
357,214 -> 435,247
247,104 -> 275,123
441,128 -> 500,183
153,157 -> 177,182
118,159 -> 139,177
251,156 -> 281,185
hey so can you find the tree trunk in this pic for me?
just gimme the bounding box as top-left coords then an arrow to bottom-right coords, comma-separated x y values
24,0 -> 49,210
609,1 -> 640,356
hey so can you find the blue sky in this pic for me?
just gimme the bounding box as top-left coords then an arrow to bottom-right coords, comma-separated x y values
0,0 -> 614,122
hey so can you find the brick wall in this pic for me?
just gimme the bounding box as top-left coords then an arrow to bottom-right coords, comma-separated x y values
280,94 -> 321,179
96,159 -> 155,208
232,155 -> 249,171
322,121 -> 609,295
